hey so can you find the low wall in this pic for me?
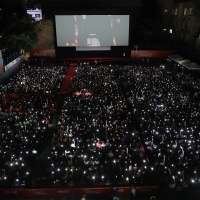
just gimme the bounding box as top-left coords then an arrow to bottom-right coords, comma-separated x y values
0,186 -> 158,198
131,50 -> 176,60
30,49 -> 175,61
30,49 -> 55,59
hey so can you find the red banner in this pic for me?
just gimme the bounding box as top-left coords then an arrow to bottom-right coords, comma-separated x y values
51,188 -> 77,197
0,186 -> 158,198
131,50 -> 175,60
136,186 -> 158,194
79,187 -> 111,196
25,189 -> 51,197
0,188 -> 25,197
30,49 -> 55,59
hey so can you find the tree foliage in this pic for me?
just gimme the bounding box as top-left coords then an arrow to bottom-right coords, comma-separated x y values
0,13 -> 38,53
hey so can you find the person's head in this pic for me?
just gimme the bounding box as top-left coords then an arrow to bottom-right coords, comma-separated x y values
150,196 -> 156,200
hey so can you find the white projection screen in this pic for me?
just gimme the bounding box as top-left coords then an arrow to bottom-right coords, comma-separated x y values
55,15 -> 130,50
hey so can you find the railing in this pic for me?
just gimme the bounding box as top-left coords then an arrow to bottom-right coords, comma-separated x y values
3,51 -> 22,66
131,43 -> 200,64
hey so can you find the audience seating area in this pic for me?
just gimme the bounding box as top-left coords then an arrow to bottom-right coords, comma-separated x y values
0,61 -> 200,195
0,63 -> 68,187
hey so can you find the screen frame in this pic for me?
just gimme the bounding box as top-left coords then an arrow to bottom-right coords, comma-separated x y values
53,10 -> 132,59
54,13 -> 131,48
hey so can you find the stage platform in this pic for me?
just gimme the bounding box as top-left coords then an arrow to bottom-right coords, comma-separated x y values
57,57 -> 130,64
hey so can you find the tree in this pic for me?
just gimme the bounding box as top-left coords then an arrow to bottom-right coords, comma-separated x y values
0,13 -> 38,53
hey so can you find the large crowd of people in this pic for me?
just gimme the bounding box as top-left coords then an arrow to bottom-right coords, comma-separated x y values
0,108 -> 51,187
0,61 -> 200,192
47,94 -> 148,187
1,65 -> 67,94
127,66 -> 200,190
0,64 -> 68,187
47,65 -> 150,187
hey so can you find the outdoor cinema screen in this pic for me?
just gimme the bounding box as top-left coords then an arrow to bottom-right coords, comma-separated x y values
55,15 -> 130,48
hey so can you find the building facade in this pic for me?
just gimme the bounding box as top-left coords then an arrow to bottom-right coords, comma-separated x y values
157,0 -> 200,50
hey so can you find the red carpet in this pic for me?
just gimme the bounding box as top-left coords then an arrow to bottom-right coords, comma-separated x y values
59,63 -> 77,93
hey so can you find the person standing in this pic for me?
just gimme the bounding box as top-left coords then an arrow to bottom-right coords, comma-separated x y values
130,185 -> 136,199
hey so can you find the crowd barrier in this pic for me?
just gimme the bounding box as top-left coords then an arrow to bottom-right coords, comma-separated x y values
0,186 -> 158,198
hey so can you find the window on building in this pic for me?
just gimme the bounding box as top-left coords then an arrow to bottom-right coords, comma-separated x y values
184,8 -> 187,16
175,8 -> 178,15
189,8 -> 193,15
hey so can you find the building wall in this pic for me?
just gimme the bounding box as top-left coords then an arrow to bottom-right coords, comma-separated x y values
32,19 -> 54,49
157,0 -> 200,50
173,1 -> 200,48
40,0 -> 143,29
40,0 -> 142,14
156,0 -> 174,30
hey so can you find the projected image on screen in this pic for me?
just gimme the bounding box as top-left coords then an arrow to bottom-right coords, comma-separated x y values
55,15 -> 129,47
